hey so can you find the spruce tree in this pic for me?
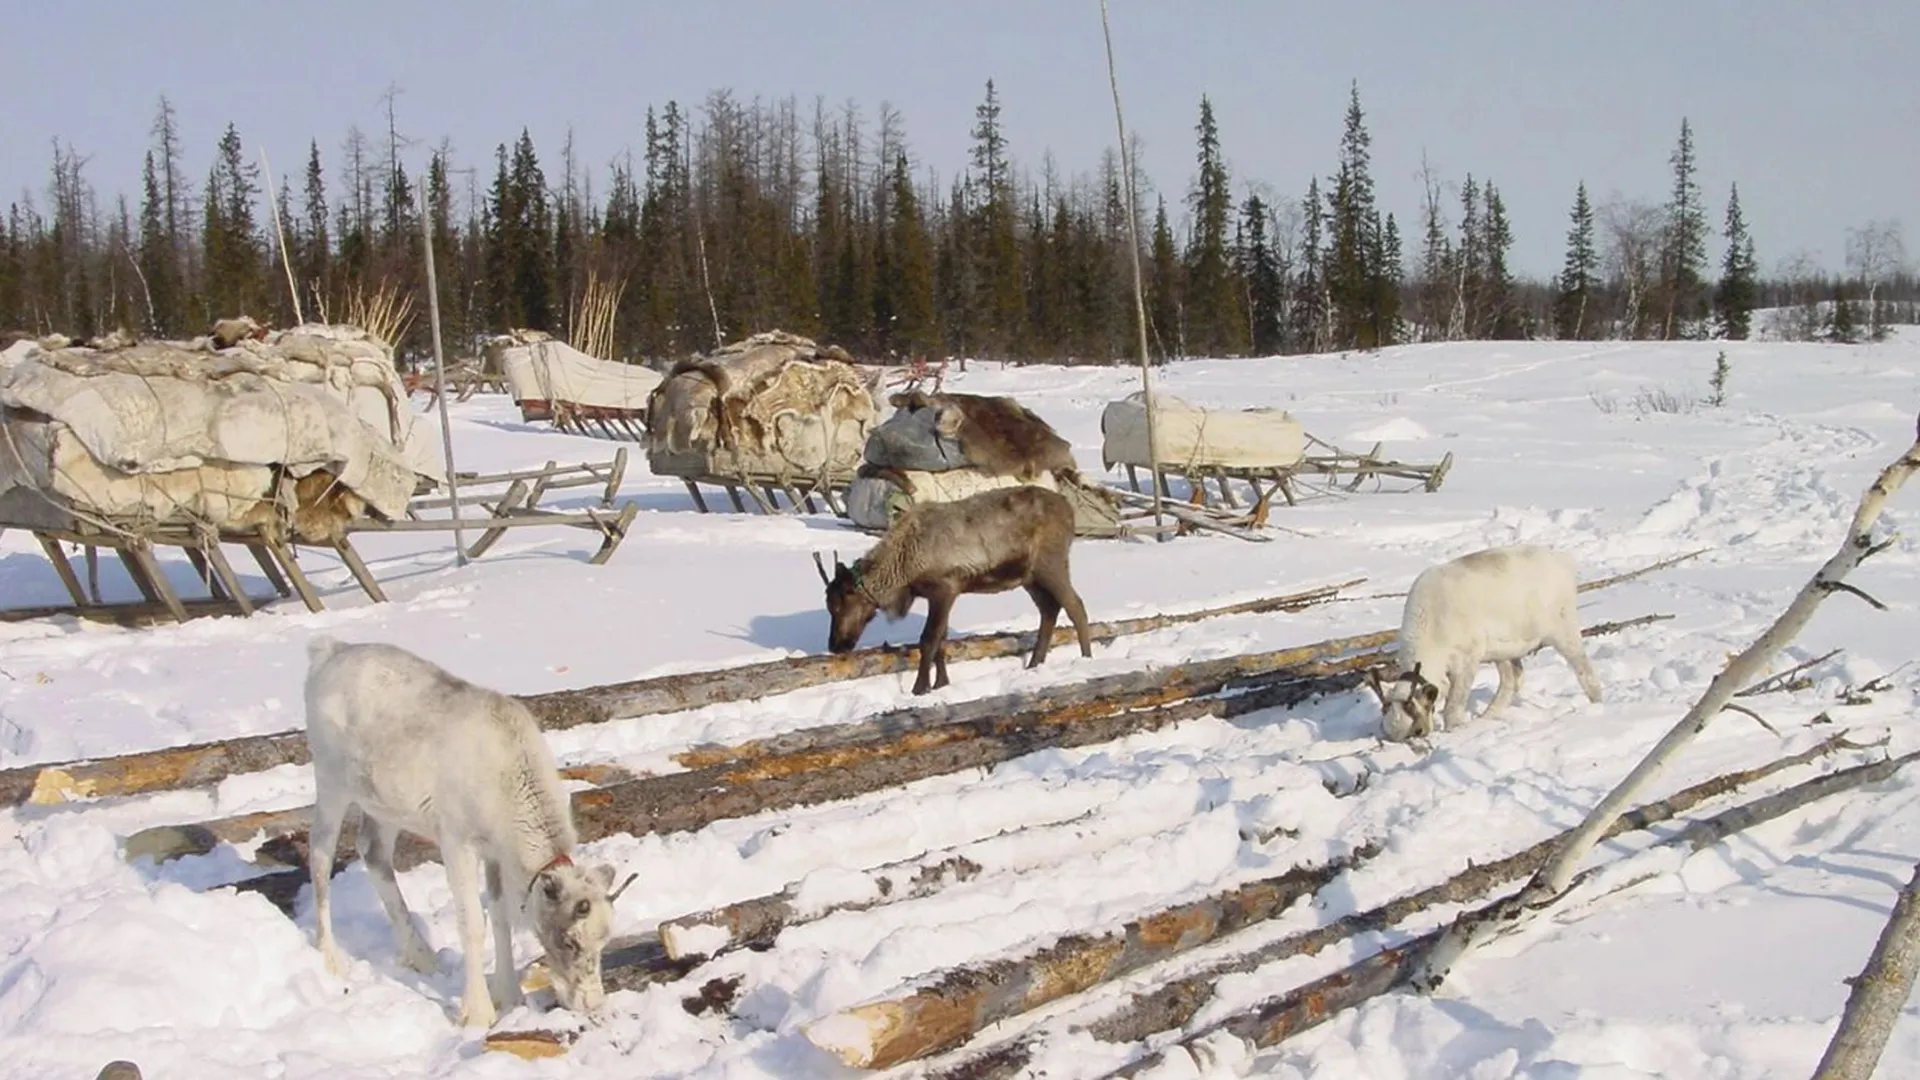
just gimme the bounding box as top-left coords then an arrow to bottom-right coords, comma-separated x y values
297,141 -> 330,322
1415,163 -> 1452,341
1370,211 -> 1403,345
1326,82 -> 1380,348
1482,182 -> 1517,339
1183,96 -> 1245,356
1554,182 -> 1597,339
136,151 -> 175,333
1658,117 -> 1708,338
1829,280 -> 1857,343
1148,196 -> 1181,359
1291,177 -> 1327,352
882,151 -> 935,356
969,80 -> 1021,358
1452,175 -> 1483,339
200,123 -> 262,320
1238,194 -> 1283,355
1713,182 -> 1757,340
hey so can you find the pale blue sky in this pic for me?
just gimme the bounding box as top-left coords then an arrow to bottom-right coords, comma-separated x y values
4,1 -> 1913,278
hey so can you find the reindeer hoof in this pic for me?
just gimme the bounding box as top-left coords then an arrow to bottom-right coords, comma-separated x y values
458,997 -> 498,1029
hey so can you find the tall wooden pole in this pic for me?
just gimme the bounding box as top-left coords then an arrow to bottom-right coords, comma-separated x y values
1099,0 -> 1168,540
419,188 -> 467,566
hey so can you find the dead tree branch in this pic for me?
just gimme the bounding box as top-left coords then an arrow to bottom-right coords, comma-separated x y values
926,733 -> 1867,1079
1106,746 -> 1920,1078
1411,416 -> 1920,993
1811,860 -> 1920,1080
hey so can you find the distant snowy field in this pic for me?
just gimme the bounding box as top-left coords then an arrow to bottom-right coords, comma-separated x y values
2,334 -> 1919,1079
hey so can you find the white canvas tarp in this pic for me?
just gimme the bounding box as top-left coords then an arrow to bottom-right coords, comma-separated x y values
0,324 -> 440,532
489,332 -> 662,414
1100,391 -> 1305,471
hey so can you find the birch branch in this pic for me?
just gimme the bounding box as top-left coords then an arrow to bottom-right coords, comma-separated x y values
1411,415 -> 1920,993
1811,860 -> 1920,1080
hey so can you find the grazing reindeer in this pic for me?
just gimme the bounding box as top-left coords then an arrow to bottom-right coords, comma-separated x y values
1370,544 -> 1604,741
817,485 -> 1094,695
303,637 -> 633,1028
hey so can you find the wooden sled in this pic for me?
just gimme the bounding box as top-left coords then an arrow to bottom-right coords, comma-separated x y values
1119,435 -> 1454,511
674,467 -> 853,518
370,447 -> 639,565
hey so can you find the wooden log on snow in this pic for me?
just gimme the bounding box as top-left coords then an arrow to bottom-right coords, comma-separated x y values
804,847 -> 1379,1070
1101,744 -> 1920,1078
1811,860 -> 1920,1080
1,582 -> 1356,808
188,660 -> 1374,908
934,731 -> 1868,1078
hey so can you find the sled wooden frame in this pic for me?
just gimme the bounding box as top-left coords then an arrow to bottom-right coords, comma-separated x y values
0,515 -> 357,625
675,467 -> 855,518
1118,433 -> 1454,510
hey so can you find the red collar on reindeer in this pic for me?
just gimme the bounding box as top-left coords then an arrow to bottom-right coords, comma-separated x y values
525,852 -> 573,904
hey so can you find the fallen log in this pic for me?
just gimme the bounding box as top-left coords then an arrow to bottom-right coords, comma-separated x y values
930,731 -> 1868,1079
212,663 -> 1377,914
803,846 -> 1381,1070
1811,860 -> 1920,1080
3,581 -> 1357,808
1102,744 -> 1920,1079
142,615 -> 1664,912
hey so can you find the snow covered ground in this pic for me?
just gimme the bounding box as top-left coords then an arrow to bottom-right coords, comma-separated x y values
2,334 -> 1919,1078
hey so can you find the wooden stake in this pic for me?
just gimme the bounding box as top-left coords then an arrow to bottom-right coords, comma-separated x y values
419,186 -> 466,566
1098,0 -> 1168,542
257,145 -> 304,326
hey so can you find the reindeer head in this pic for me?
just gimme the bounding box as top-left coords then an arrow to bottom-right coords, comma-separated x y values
816,551 -> 879,654
1370,663 -> 1442,742
524,857 -> 632,1016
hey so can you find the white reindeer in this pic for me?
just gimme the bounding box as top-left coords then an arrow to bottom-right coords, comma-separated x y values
303,636 -> 629,1027
1371,545 -> 1604,741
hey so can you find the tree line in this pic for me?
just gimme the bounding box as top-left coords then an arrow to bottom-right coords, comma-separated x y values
2,83 -> 1913,364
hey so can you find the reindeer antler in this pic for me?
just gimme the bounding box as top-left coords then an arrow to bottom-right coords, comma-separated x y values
813,552 -> 832,586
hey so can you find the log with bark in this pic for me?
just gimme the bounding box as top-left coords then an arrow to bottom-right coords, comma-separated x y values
1102,745 -> 1920,1079
803,846 -> 1380,1069
184,653 -> 1387,910
1412,415 -> 1920,994
1,582 -> 1357,808
139,614 -> 1663,915
1811,860 -> 1920,1080
929,731 -> 1871,1079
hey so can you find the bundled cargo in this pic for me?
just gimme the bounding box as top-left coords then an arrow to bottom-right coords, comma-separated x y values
485,329 -> 660,438
0,323 -> 441,544
645,331 -> 882,512
847,390 -> 1122,537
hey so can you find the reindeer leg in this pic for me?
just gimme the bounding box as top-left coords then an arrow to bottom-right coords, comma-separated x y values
1038,557 -> 1095,659
308,793 -> 352,978
915,591 -> 955,694
360,814 -> 435,974
1024,583 -> 1061,668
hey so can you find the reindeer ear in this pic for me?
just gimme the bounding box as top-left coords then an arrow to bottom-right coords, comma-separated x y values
542,876 -> 563,902
591,863 -> 616,891
1417,681 -> 1440,708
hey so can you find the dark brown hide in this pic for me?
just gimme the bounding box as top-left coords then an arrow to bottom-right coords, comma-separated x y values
887,391 -> 1077,483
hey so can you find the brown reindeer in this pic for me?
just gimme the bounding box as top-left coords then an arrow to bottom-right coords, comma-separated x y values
816,485 -> 1094,695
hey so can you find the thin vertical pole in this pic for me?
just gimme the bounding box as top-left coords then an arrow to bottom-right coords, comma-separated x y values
258,146 -> 304,325
1099,0 -> 1168,540
419,188 -> 467,565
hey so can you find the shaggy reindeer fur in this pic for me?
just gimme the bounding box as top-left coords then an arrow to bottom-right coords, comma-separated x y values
1373,544 -> 1604,741
885,391 -> 1077,482
818,485 -> 1092,695
209,315 -> 267,349
303,638 -> 624,1028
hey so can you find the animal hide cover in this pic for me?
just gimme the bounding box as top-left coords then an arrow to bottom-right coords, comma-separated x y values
1100,391 -> 1305,471
644,331 -> 880,480
0,324 -> 441,534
